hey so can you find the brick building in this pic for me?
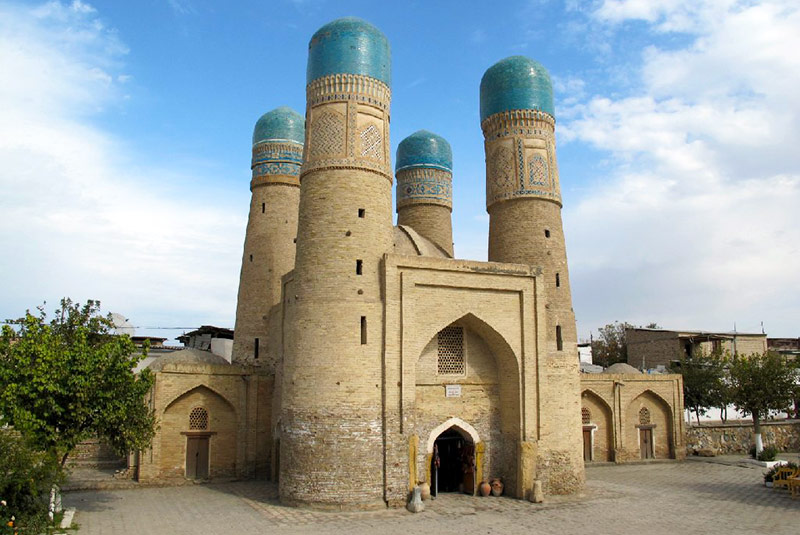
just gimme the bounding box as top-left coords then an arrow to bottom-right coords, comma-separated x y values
141,17 -> 591,508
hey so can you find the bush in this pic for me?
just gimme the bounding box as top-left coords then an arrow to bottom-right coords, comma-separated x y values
0,430 -> 62,534
757,445 -> 778,462
764,461 -> 798,482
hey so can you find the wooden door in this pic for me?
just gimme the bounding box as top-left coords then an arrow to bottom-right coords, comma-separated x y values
583,429 -> 592,462
640,429 -> 653,459
186,436 -> 210,479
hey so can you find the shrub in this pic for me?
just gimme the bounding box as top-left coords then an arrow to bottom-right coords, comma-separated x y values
0,430 -> 62,534
764,461 -> 799,482
757,445 -> 778,462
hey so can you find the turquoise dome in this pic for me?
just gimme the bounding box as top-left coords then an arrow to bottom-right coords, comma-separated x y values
307,17 -> 391,86
396,130 -> 452,172
479,56 -> 554,121
252,106 -> 304,145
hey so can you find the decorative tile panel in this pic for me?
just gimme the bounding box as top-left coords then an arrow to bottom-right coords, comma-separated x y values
250,139 -> 303,189
396,167 -> 452,209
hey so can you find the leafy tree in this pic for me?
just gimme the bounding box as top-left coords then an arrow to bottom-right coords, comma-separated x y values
670,349 -> 727,425
0,299 -> 156,467
591,322 -> 632,367
728,351 -> 799,454
0,429 -> 62,534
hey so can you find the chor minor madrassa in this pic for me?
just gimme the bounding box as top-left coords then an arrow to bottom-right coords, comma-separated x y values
135,17 -> 685,508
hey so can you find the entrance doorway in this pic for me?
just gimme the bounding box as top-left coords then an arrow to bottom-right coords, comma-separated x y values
639,428 -> 654,459
186,436 -> 209,479
583,429 -> 593,462
431,428 -> 474,496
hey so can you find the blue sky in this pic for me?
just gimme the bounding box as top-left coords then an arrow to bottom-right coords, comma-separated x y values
1,0 -> 799,343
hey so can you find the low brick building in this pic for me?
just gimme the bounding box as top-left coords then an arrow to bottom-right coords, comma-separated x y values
626,327 -> 767,369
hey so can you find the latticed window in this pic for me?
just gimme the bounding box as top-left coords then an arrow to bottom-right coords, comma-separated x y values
189,407 -> 209,430
437,326 -> 465,375
582,407 -> 591,425
639,407 -> 651,425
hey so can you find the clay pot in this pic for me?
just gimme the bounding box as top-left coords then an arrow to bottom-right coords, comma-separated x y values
419,482 -> 431,500
490,478 -> 503,497
479,481 -> 491,497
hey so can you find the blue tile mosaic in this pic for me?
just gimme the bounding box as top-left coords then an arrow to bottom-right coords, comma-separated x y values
395,130 -> 452,172
480,56 -> 554,121
253,106 -> 305,145
307,17 -> 391,86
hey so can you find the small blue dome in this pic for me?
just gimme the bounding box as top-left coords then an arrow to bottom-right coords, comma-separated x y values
480,56 -> 554,121
396,130 -> 452,172
252,106 -> 304,145
307,17 -> 391,86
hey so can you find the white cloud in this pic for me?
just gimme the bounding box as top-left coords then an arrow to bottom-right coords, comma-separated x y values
564,0 -> 800,338
0,2 -> 244,337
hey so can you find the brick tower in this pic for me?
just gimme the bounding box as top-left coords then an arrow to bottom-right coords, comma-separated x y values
395,130 -> 454,256
480,56 -> 583,492
280,17 -> 393,508
232,107 -> 304,369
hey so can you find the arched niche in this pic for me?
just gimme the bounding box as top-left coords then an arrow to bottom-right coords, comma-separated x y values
626,390 -> 674,459
580,389 -> 614,462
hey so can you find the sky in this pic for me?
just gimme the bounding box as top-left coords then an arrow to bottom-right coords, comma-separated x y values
1,0 -> 798,344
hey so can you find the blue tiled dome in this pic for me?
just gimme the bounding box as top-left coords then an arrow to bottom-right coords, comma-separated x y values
396,130 -> 452,172
307,17 -> 391,86
252,106 -> 305,145
479,56 -> 554,121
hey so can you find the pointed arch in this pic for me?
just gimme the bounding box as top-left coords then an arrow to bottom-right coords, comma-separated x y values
163,384 -> 236,414
425,417 -> 480,453
580,388 -> 613,416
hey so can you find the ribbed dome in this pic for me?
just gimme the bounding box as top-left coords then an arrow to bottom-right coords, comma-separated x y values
307,17 -> 391,86
395,130 -> 452,172
252,106 -> 304,145
480,56 -> 554,122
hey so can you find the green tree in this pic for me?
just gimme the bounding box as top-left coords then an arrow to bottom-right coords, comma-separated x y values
670,349 -> 727,425
0,430 -> 62,534
728,351 -> 799,454
591,322 -> 632,367
0,299 -> 156,467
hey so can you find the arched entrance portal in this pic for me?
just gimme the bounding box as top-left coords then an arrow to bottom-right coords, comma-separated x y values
431,427 -> 475,496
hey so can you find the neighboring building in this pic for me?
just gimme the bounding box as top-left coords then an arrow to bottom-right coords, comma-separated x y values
578,342 -> 592,364
178,326 -> 234,362
626,327 -> 767,370
580,363 -> 685,463
144,17 -> 591,508
768,338 -> 800,357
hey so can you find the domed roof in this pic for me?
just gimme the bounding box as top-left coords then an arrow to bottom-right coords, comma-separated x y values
307,17 -> 391,86
396,130 -> 453,172
253,106 -> 304,145
480,56 -> 554,122
603,362 -> 641,375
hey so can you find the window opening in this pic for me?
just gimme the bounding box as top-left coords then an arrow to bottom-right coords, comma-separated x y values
545,229 -> 551,238
189,407 -> 209,430
639,407 -> 651,425
437,326 -> 465,374
556,325 -> 563,351
356,259 -> 363,275
358,208 -> 365,218
249,254 -> 253,262
254,337 -> 259,359
556,273 -> 560,287
582,407 -> 591,425
361,316 -> 367,344
261,202 -> 265,213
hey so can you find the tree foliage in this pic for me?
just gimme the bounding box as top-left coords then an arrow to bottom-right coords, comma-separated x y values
0,430 -> 62,534
670,349 -> 727,425
0,299 -> 156,466
727,351 -> 799,438
590,322 -> 632,367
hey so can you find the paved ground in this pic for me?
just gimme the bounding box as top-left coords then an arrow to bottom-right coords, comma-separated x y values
63,459 -> 800,535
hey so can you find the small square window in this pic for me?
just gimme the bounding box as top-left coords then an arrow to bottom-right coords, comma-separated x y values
358,208 -> 365,218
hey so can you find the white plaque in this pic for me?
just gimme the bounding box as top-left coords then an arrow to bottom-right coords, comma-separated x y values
445,384 -> 462,398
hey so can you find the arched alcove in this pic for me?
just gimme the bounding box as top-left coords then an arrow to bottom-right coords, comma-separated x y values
626,390 -> 674,459
580,389 -> 614,462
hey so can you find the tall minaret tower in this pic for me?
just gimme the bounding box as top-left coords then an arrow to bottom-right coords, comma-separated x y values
232,107 -> 304,369
280,18 -> 392,508
481,56 -> 583,491
395,130 -> 454,256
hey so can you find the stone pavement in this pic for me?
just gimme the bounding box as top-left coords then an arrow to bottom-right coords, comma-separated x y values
63,460 -> 800,535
